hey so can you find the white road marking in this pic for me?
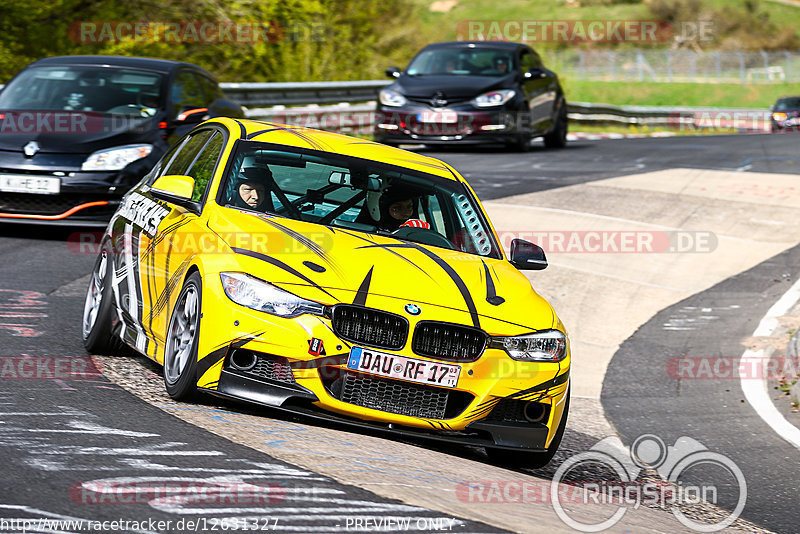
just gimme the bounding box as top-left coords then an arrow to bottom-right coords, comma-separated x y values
740,276 -> 800,451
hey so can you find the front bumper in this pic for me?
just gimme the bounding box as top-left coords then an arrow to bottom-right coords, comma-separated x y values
193,274 -> 570,451
374,108 -> 528,145
0,152 -> 159,225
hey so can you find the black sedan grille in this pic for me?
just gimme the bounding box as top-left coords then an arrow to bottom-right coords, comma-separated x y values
331,305 -> 408,350
412,322 -> 487,362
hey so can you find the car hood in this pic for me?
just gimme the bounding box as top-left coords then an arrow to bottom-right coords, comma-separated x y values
0,112 -> 159,154
208,209 -> 557,333
394,74 -> 513,100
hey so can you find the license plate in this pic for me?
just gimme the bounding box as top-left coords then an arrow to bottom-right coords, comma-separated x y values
418,111 -> 458,124
0,174 -> 60,194
347,346 -> 460,388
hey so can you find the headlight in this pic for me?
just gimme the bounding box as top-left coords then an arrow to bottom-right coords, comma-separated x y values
379,89 -> 407,107
490,329 -> 567,362
81,144 -> 153,171
772,112 -> 788,122
471,89 -> 516,108
220,272 -> 325,317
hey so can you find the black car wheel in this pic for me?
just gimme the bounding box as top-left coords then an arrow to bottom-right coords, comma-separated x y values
486,388 -> 570,469
508,103 -> 533,152
82,245 -> 117,353
543,100 -> 568,149
164,271 -> 202,400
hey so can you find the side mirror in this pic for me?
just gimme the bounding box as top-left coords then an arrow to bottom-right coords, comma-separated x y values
509,238 -> 547,270
385,66 -> 401,79
150,174 -> 199,211
173,107 -> 209,125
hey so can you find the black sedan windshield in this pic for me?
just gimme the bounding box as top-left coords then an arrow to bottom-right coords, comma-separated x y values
0,66 -> 163,116
406,48 -> 514,77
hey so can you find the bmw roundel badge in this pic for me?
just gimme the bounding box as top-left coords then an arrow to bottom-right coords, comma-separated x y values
404,303 -> 421,316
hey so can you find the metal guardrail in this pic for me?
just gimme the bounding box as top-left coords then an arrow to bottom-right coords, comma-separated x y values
220,80 -> 391,107
0,81 -> 769,132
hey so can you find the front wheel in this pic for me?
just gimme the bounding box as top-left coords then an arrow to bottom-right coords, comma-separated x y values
543,100 -> 568,149
82,246 -> 117,354
486,388 -> 570,469
163,271 -> 202,400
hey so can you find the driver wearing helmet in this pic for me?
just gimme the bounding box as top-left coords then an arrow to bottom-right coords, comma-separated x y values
231,166 -> 274,212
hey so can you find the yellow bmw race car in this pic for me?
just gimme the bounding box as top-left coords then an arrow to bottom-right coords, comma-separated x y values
81,118 -> 570,467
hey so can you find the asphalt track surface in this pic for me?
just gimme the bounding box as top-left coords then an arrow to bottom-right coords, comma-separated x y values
0,133 -> 797,532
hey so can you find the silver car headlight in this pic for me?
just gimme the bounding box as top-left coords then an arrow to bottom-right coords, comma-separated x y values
471,89 -> 516,108
379,89 -> 407,107
220,272 -> 325,317
81,144 -> 153,171
490,329 -> 568,362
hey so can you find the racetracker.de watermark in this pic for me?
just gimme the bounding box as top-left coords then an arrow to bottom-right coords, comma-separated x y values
71,480 -> 287,505
0,112 -> 152,135
667,356 -> 800,380
68,21 -> 327,44
497,230 -> 717,254
0,357 -> 102,380
456,20 -> 715,43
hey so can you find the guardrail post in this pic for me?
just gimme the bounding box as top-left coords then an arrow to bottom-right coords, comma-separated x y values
666,50 -> 672,82
609,50 -> 615,81
786,50 -> 792,83
738,52 -> 745,84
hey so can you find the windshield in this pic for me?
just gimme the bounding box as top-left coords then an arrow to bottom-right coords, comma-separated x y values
406,48 -> 514,77
0,65 -> 163,117
775,97 -> 800,110
219,141 -> 501,258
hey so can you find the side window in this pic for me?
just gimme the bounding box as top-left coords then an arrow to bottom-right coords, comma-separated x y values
186,132 -> 224,201
520,51 -> 537,72
197,75 -> 219,106
171,71 -> 205,115
162,130 -> 214,177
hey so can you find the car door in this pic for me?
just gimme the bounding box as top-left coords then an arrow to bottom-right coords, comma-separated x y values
520,49 -> 557,133
110,126 -> 227,361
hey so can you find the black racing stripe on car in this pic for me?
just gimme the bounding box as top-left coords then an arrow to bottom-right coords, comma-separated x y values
231,247 -> 336,299
358,242 -> 480,328
394,157 -> 450,172
234,120 -> 247,139
352,266 -> 374,307
259,217 -> 331,264
284,127 -> 329,151
289,354 -> 349,369
196,334 -> 262,379
481,260 -> 505,306
338,229 -> 437,281
507,371 -> 570,400
246,127 -> 283,139
145,258 -> 191,326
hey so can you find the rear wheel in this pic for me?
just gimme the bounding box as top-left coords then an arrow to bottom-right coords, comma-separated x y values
163,271 -> 202,400
486,388 -> 570,469
82,246 -> 117,354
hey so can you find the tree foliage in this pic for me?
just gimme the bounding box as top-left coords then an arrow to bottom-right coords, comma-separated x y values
0,0 -> 433,82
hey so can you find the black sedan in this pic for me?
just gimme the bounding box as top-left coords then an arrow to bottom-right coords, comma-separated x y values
771,96 -> 800,133
374,41 -> 567,151
0,55 -> 244,226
